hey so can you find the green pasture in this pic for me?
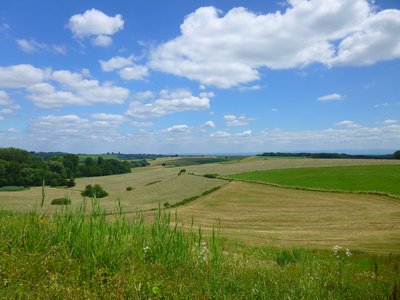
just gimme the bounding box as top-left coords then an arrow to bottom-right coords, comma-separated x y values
228,165 -> 400,196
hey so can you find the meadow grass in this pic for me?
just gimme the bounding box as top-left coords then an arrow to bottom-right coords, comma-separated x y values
1,199 -> 399,299
228,165 -> 400,196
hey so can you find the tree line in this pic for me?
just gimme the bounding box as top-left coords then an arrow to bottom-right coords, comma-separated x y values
0,148 -> 136,187
257,152 -> 399,159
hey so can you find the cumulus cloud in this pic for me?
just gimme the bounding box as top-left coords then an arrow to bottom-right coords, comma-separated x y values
210,130 -> 231,138
0,64 -> 47,88
91,113 -> 125,123
0,91 -> 12,106
201,120 -> 216,130
317,93 -> 345,101
126,89 -> 211,119
91,35 -> 112,47
11,68 -> 130,108
150,1 -> 400,88
164,124 -> 190,133
68,9 -> 124,47
99,55 -> 149,80
119,65 -> 149,80
100,55 -> 135,72
237,130 -> 252,137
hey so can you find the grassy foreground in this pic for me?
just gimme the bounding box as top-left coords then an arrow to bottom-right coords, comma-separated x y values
228,165 -> 400,196
1,200 -> 399,299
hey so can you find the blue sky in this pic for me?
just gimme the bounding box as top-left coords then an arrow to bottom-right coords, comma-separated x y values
0,0 -> 399,154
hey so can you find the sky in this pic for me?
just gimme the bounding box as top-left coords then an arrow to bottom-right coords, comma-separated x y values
0,0 -> 399,154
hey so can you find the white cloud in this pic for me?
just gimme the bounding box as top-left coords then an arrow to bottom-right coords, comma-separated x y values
210,130 -> 231,138
91,113 -> 125,123
237,130 -> 252,137
332,9 -> 400,66
317,93 -> 345,101
335,120 -> 361,129
100,55 -> 135,72
150,1 -> 400,88
17,69 -> 129,108
164,124 -> 190,133
201,120 -> 216,130
16,39 -> 44,53
91,35 -> 112,47
271,108 -> 279,112
383,119 -> 398,125
50,70 -> 129,105
0,116 -> 3,122
130,121 -> 153,127
0,108 -> 13,115
16,38 -> 66,54
119,65 -> 149,80
0,91 -> 12,106
0,64 -> 46,88
238,85 -> 263,92
126,89 -> 211,119
68,9 -> 124,47
224,114 -> 253,126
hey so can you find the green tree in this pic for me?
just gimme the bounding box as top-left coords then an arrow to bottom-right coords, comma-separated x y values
63,154 -> 79,176
394,150 -> 400,160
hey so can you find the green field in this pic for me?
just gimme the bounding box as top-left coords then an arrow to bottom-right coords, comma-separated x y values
228,165 -> 400,196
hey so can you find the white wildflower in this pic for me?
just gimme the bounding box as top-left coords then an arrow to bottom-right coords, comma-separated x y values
345,248 -> 352,257
332,245 -> 342,256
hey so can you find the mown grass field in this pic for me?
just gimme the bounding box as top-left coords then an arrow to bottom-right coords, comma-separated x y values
0,166 -> 226,214
173,181 -> 400,254
150,155 -> 247,166
228,165 -> 400,196
185,156 -> 400,175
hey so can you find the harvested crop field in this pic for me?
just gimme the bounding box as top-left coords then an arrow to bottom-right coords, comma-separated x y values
0,166 -> 226,214
174,181 -> 400,254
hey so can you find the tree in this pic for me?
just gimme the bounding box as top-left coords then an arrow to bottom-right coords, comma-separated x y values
63,154 -> 79,176
394,150 -> 400,160
81,184 -> 108,198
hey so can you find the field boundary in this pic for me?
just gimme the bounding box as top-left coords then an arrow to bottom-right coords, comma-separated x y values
216,176 -> 400,200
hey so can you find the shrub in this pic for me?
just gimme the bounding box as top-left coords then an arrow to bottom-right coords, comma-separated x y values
204,173 -> 218,178
178,169 -> 186,175
163,202 -> 170,208
126,186 -> 133,191
66,178 -> 75,187
81,184 -> 108,198
51,197 -> 71,205
394,150 -> 400,160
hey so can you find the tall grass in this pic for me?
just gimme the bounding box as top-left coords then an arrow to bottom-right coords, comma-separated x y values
0,197 -> 399,299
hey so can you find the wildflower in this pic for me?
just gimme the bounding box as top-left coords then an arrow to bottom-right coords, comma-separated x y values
345,248 -> 352,257
332,245 -> 341,256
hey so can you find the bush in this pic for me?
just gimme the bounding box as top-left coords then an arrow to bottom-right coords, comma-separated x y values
126,186 -> 133,191
394,150 -> 400,160
66,178 -> 75,187
204,173 -> 218,178
81,184 -> 108,198
178,169 -> 186,175
51,197 -> 71,205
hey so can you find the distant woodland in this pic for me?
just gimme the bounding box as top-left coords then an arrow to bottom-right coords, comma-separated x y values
0,148 -> 146,187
